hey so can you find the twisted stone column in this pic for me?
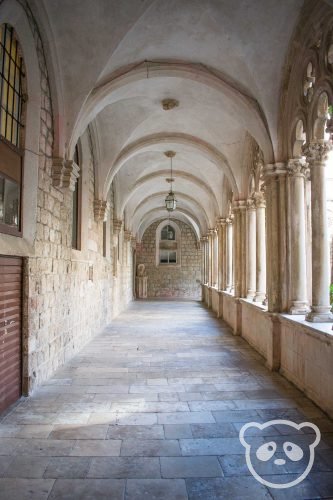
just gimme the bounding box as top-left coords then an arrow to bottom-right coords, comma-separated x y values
304,142 -> 333,322
253,191 -> 266,303
288,158 -> 310,314
246,198 -> 256,299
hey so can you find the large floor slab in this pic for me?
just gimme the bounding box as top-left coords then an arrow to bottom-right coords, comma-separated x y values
0,300 -> 332,499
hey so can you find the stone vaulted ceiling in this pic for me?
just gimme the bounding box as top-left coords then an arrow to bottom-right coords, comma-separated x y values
34,0 -> 303,238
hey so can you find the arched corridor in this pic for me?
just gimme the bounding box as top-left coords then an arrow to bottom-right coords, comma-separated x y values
0,300 -> 332,499
1,0 -> 333,497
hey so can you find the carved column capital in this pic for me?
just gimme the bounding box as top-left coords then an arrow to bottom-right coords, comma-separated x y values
287,158 -> 309,178
253,191 -> 266,209
302,141 -> 332,165
52,158 -> 80,191
246,197 -> 256,210
94,199 -> 109,222
217,217 -> 227,226
226,215 -> 234,225
113,219 -> 123,235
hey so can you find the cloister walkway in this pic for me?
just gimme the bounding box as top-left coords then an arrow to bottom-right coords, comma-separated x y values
0,300 -> 332,500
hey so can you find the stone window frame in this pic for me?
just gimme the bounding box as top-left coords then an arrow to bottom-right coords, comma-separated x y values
0,23 -> 26,237
0,3 -> 43,254
155,219 -> 181,268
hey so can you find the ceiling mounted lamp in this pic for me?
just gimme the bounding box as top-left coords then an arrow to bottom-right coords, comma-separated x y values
164,151 -> 177,212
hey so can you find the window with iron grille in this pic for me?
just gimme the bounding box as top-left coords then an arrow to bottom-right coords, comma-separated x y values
0,24 -> 25,236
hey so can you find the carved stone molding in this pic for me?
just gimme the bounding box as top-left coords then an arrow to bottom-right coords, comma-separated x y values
94,199 -> 108,222
113,219 -> 123,235
52,158 -> 80,191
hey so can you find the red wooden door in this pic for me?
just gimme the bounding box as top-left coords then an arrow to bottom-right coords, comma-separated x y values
0,256 -> 22,413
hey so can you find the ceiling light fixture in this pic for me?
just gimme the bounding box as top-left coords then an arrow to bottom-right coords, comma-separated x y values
162,98 -> 179,111
164,151 -> 177,212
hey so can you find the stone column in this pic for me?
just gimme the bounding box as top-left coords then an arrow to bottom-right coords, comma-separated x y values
278,167 -> 289,312
208,231 -> 213,286
304,142 -> 333,322
239,201 -> 247,298
218,218 -> 226,290
213,228 -> 218,287
288,158 -> 310,314
232,203 -> 240,297
205,237 -> 209,284
246,197 -> 256,299
226,217 -> 233,292
200,237 -> 207,284
253,191 -> 266,303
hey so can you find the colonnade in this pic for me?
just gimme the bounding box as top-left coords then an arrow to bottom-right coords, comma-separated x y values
201,142 -> 333,323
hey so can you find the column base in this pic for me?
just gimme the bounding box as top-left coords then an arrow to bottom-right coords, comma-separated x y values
289,301 -> 310,315
253,293 -> 265,303
305,307 -> 333,323
246,290 -> 256,300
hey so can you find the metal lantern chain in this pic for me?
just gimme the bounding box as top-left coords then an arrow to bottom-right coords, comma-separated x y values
164,151 -> 177,212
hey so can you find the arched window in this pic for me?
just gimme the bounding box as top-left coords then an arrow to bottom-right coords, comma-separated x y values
161,224 -> 175,241
0,24 -> 25,236
156,221 -> 180,265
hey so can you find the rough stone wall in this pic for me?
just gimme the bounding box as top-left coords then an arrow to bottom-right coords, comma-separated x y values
23,132 -> 134,392
136,219 -> 201,299
23,117 -> 132,393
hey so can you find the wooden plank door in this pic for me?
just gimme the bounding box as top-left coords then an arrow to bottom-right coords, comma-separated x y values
0,256 -> 22,413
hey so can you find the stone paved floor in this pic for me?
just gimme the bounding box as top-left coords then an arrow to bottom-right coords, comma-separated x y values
0,300 -> 333,500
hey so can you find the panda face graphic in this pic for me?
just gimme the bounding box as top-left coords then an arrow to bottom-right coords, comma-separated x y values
239,420 -> 321,489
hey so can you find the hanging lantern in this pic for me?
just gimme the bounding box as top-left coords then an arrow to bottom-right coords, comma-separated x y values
165,190 -> 177,211
164,151 -> 177,212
